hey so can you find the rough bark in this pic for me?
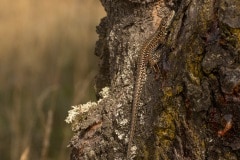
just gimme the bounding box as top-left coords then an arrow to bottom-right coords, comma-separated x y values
66,0 -> 240,159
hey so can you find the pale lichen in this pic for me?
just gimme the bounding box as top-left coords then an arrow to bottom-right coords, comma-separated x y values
65,102 -> 97,131
99,86 -> 110,99
65,87 -> 110,131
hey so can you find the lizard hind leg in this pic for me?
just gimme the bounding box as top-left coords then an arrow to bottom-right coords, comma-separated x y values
148,53 -> 160,80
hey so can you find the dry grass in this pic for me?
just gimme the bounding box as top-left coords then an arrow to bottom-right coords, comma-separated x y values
0,0 -> 105,159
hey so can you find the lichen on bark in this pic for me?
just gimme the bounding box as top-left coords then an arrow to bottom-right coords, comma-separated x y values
67,0 -> 240,159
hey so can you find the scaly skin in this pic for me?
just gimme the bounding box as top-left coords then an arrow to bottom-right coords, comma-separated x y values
126,13 -> 174,159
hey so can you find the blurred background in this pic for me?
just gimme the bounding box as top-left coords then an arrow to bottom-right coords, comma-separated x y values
0,0 -> 105,160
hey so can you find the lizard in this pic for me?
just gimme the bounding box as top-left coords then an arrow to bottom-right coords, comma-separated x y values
126,12 -> 175,159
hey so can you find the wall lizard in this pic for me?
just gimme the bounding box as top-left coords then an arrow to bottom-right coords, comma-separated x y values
126,12 -> 174,159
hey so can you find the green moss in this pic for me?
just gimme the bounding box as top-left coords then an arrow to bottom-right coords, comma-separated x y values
138,107 -> 177,160
161,85 -> 183,103
231,28 -> 240,48
209,73 -> 217,80
162,87 -> 173,98
199,0 -> 214,30
222,151 -> 238,160
155,85 -> 182,152
184,37 -> 204,85
154,107 -> 177,151
139,143 -> 149,160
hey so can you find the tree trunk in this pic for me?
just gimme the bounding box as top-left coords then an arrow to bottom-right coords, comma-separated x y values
66,0 -> 240,159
